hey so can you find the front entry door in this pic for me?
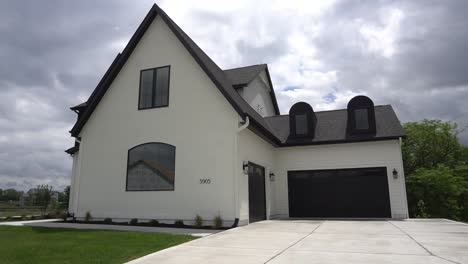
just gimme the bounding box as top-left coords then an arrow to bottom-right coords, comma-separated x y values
248,162 -> 266,223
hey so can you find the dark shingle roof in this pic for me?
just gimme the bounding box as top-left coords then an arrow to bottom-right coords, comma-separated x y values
264,105 -> 405,145
68,3 -> 404,148
69,3 -> 281,145
224,64 -> 266,87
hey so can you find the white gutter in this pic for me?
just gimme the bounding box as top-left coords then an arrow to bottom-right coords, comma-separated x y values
233,116 -> 250,225
237,116 -> 250,132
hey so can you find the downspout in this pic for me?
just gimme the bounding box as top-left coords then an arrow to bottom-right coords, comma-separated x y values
233,116 -> 249,227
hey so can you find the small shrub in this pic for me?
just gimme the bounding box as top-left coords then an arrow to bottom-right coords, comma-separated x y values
194,215 -> 203,227
174,220 -> 184,227
30,215 -> 36,220
103,218 -> 113,224
5,216 -> 11,221
149,219 -> 159,226
61,212 -> 68,222
416,200 -> 430,218
213,215 -> 223,229
129,218 -> 138,225
85,211 -> 92,222
21,214 -> 27,220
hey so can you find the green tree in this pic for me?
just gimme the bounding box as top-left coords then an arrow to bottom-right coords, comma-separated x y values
402,120 -> 463,175
406,165 -> 465,220
58,186 -> 70,209
0,189 -> 20,201
33,185 -> 53,215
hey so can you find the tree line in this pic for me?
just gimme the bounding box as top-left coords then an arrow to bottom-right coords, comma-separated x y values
0,185 -> 70,214
403,120 -> 468,221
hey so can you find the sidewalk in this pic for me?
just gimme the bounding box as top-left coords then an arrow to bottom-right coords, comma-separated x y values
0,219 -> 60,226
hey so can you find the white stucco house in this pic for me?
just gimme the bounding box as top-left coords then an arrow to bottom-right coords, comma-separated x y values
66,4 -> 408,226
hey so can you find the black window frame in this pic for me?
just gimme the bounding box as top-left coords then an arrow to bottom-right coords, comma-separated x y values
347,95 -> 376,135
289,102 -> 317,139
138,65 -> 171,110
125,142 -> 176,192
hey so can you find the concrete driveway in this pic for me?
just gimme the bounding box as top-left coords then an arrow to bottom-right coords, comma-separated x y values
127,219 -> 468,264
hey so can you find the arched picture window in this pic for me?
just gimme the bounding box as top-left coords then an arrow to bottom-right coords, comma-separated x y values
289,102 -> 317,138
347,95 -> 376,135
126,143 -> 175,191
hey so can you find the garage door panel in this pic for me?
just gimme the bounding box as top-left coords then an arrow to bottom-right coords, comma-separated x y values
288,167 -> 391,218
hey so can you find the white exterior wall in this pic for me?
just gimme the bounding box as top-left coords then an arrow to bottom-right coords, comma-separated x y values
237,128 -> 275,225
239,71 -> 276,117
68,14 -> 408,224
272,140 -> 409,219
73,16 -> 239,225
69,152 -> 80,214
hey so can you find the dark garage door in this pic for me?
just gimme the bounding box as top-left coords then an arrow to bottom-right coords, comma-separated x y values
288,167 -> 391,218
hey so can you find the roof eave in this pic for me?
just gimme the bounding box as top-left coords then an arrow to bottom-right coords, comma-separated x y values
279,136 -> 403,147
263,66 -> 281,115
70,6 -> 158,137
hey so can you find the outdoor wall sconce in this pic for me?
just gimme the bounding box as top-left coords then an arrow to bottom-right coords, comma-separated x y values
243,161 -> 249,174
269,172 -> 276,182
392,168 -> 399,179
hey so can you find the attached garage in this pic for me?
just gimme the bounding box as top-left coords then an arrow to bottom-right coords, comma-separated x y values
288,167 -> 391,218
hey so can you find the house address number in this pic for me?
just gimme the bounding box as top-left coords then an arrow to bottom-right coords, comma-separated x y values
200,179 -> 211,184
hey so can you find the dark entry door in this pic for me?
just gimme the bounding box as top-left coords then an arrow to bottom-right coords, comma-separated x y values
248,162 -> 266,223
288,167 -> 391,218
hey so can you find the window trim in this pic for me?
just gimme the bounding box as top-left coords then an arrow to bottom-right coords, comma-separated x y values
289,102 -> 316,139
125,142 -> 176,192
346,96 -> 376,135
138,65 -> 171,110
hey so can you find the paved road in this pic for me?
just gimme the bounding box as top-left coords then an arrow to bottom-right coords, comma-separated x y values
127,219 -> 468,264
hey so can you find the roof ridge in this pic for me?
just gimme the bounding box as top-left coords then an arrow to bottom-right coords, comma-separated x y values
265,104 -> 391,118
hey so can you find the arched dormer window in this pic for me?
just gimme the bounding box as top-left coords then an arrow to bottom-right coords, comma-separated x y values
347,95 -> 376,135
289,102 -> 317,138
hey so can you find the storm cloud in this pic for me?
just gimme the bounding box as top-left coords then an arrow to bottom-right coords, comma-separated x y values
1,0 -> 467,190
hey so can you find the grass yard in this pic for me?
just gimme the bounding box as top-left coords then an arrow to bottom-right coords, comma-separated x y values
0,226 -> 195,264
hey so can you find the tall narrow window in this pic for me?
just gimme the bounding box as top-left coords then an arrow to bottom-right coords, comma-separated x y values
347,95 -> 376,135
354,109 -> 369,129
289,102 -> 317,139
295,114 -> 308,135
139,66 -> 170,109
126,143 -> 176,191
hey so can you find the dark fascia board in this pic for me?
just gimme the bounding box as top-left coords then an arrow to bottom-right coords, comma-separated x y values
70,6 -> 158,137
279,136 -> 402,148
263,66 -> 281,115
65,146 -> 78,155
70,4 -> 251,137
155,5 -> 248,118
70,102 -> 88,111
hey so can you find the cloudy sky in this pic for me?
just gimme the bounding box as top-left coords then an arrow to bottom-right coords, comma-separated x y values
1,0 -> 467,191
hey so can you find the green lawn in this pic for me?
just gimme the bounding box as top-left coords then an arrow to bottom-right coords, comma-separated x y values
0,226 -> 195,264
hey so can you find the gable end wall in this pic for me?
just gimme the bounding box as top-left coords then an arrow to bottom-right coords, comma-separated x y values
73,15 -> 240,224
